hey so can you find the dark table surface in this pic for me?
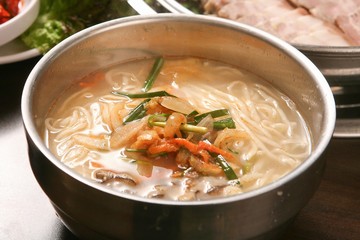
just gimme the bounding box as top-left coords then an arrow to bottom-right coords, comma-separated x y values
0,56 -> 359,240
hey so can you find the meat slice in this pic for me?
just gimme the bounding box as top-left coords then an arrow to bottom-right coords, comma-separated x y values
202,0 -> 355,46
288,0 -> 358,22
288,0 -> 360,44
256,9 -> 351,46
336,9 -> 360,45
215,0 -> 293,20
203,0 -> 231,13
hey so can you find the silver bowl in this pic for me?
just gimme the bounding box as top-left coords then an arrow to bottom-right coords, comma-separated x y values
21,14 -> 335,240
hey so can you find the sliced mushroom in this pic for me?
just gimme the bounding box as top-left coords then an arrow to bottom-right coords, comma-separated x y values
93,169 -> 137,186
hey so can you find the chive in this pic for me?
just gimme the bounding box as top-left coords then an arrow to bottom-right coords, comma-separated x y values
202,139 -> 240,184
194,109 -> 230,123
149,121 -> 166,127
143,57 -> 165,92
148,114 -> 209,134
126,148 -> 167,158
187,110 -> 199,118
112,90 -> 175,98
180,124 -> 208,134
215,155 -> 240,184
213,118 -> 236,129
242,162 -> 252,174
125,148 -> 147,153
150,121 -> 209,134
149,118 -> 236,130
148,114 -> 208,134
148,114 -> 169,126
123,99 -> 151,124
148,152 -> 168,158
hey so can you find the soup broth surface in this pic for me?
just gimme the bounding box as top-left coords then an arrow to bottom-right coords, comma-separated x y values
44,57 -> 311,200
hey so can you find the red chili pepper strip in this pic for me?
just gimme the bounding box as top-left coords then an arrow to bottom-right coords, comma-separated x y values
147,138 -> 235,165
147,140 -> 179,155
197,140 -> 235,162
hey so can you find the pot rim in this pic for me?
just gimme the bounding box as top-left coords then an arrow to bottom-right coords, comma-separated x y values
21,13 -> 336,206
295,44 -> 360,54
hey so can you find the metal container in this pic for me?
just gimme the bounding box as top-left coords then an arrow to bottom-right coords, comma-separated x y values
159,0 -> 360,86
21,14 -> 336,240
296,45 -> 360,86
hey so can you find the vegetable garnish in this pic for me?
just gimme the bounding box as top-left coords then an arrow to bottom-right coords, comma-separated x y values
144,137 -> 239,181
152,122 -> 208,134
112,90 -> 174,98
111,63 -> 241,182
197,140 -> 234,161
148,114 -> 208,134
148,113 -> 169,123
148,112 -> 233,132
215,155 -> 240,184
142,57 -> 164,92
202,140 -> 239,183
123,99 -> 151,124
213,118 -> 236,129
194,109 -> 231,123
125,148 -> 147,153
21,0 -> 139,53
187,110 -> 199,118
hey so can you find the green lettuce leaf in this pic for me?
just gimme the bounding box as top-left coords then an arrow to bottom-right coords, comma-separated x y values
21,0 -> 136,53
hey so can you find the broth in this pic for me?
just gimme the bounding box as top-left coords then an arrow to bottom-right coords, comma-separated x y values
44,57 -> 311,200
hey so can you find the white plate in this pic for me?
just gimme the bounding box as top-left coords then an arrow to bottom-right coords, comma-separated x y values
0,0 -> 40,46
0,38 -> 40,64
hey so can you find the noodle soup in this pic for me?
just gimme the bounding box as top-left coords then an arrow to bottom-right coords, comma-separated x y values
44,56 -> 311,201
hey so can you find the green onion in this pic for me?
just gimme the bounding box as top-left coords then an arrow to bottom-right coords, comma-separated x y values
213,118 -> 236,129
143,57 -> 165,92
215,155 -> 240,184
148,152 -> 168,158
194,109 -> 231,123
202,139 -> 240,184
187,110 -> 199,118
112,90 -> 175,98
123,99 -> 151,124
150,121 -> 166,127
180,124 -> 208,134
125,148 -> 147,153
148,113 -> 169,126
150,121 -> 209,134
242,162 -> 252,174
148,114 -> 208,134
126,148 -> 166,158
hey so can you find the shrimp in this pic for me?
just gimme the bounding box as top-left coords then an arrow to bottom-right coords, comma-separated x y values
131,130 -> 161,149
147,139 -> 180,155
146,97 -> 172,115
188,155 -> 222,176
164,112 -> 187,138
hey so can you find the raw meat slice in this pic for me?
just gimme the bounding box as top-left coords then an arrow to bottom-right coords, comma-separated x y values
202,0 -> 355,46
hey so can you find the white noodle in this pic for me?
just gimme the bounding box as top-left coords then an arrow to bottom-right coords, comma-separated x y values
61,146 -> 89,168
44,57 -> 311,200
105,70 -> 141,92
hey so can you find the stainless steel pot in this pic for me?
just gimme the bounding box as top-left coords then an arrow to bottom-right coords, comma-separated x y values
296,45 -> 360,86
21,14 -> 336,240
